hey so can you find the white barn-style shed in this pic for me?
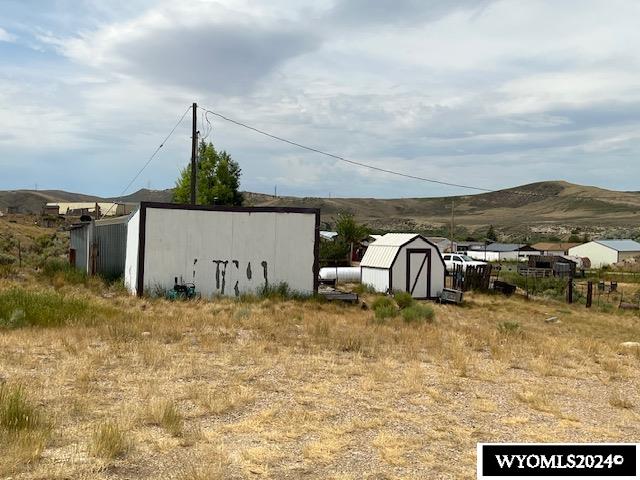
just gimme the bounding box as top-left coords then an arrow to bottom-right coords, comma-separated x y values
360,233 -> 446,299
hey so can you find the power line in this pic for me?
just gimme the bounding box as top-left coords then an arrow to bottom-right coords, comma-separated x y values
200,106 -> 638,202
201,107 -> 490,193
101,105 -> 192,218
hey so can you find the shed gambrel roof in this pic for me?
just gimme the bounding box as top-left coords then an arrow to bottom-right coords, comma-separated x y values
594,239 -> 640,252
360,233 -> 445,269
360,234 -> 417,269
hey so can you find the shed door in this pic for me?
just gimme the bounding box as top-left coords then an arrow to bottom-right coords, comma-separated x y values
406,249 -> 431,298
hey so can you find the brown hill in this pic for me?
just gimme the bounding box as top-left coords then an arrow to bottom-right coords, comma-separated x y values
2,181 -> 639,238
243,181 -> 640,237
0,189 -> 104,214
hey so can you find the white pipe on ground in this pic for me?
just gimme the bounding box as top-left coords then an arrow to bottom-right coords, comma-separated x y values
319,267 -> 361,283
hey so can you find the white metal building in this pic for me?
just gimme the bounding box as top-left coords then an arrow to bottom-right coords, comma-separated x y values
466,243 -> 540,262
124,202 -> 320,297
360,233 -> 445,299
47,202 -> 133,217
568,240 -> 640,268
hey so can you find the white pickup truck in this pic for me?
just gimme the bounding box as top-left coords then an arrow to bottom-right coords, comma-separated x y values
442,253 -> 487,273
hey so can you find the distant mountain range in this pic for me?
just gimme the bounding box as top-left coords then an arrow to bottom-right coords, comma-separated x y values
2,181 -> 640,239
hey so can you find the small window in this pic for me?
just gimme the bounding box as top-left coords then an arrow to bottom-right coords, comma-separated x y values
454,255 -> 463,262
443,255 -> 451,260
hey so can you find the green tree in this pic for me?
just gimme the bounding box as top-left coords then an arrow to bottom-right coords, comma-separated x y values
486,225 -> 498,242
173,141 -> 243,206
335,212 -> 369,263
319,240 -> 350,266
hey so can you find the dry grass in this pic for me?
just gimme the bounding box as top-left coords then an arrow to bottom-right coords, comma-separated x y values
144,399 -> 184,437
0,275 -> 639,478
90,421 -> 131,459
609,391 -> 635,410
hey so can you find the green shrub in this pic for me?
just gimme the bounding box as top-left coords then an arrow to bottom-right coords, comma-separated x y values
259,282 -> 310,301
374,304 -> 397,322
0,265 -> 17,278
499,272 -> 568,298
41,258 -> 87,285
394,291 -> 414,309
109,277 -> 128,295
401,304 -> 435,323
353,283 -> 377,294
372,296 -> 397,322
371,296 -> 394,310
0,253 -> 16,266
0,287 -> 90,328
33,235 -> 54,253
0,385 -> 41,431
497,321 -> 521,335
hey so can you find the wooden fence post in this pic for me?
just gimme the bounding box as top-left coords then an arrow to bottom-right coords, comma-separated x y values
586,281 -> 593,308
567,277 -> 573,304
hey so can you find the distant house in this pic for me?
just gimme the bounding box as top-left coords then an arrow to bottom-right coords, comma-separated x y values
466,243 -> 540,262
531,242 -> 580,256
48,202 -> 133,217
568,240 -> 640,268
455,241 -> 485,253
320,231 -> 339,241
42,204 -> 61,216
426,237 -> 457,253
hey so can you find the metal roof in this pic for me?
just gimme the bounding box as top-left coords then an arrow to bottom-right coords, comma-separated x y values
360,233 -> 421,269
478,242 -> 538,252
531,242 -> 580,251
594,239 -> 640,252
360,245 -> 400,269
320,230 -> 339,240
96,215 -> 130,227
369,233 -> 419,247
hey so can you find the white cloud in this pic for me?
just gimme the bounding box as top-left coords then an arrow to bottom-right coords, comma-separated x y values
46,2 -> 320,95
2,0 -> 640,196
0,27 -> 16,42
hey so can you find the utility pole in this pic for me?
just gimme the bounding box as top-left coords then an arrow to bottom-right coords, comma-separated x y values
450,198 -> 455,253
190,102 -> 198,205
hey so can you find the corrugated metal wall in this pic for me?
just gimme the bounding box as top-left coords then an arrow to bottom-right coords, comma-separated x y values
69,218 -> 128,278
361,267 -> 390,293
70,225 -> 89,271
96,221 -> 127,279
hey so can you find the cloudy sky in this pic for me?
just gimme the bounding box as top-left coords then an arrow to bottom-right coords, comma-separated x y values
1,0 -> 639,198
